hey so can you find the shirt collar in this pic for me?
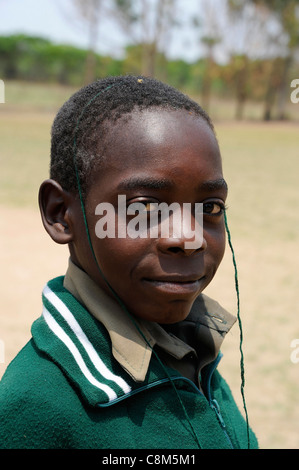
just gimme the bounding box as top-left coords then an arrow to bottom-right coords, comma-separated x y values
63,259 -> 236,382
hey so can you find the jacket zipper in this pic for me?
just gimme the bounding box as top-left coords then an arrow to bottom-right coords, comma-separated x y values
203,353 -> 234,449
98,354 -> 235,449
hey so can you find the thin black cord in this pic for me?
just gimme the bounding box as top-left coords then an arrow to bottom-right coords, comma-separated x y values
72,85 -> 203,448
72,83 -> 250,449
224,210 -> 251,449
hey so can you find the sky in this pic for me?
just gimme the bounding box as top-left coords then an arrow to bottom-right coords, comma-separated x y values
0,0 -> 202,62
0,0 -> 287,63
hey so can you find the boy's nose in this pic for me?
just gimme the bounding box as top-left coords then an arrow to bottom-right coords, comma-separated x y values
157,232 -> 207,256
157,208 -> 206,256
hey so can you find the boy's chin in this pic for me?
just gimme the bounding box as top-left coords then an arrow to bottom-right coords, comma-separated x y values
132,300 -> 195,325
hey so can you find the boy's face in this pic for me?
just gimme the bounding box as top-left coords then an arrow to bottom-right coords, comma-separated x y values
70,108 -> 227,324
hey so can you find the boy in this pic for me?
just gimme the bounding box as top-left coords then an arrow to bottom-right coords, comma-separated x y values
0,76 -> 258,449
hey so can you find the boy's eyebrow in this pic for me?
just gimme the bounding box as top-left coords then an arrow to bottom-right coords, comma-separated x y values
117,176 -> 228,192
117,177 -> 172,191
200,178 -> 228,192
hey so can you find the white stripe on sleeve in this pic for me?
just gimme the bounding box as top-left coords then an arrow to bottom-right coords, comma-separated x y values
42,307 -> 117,402
43,285 -> 131,394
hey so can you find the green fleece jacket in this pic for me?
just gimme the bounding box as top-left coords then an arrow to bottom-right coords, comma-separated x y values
0,277 -> 258,449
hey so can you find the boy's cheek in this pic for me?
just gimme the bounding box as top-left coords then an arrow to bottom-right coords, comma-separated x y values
204,228 -> 226,265
93,236 -> 148,270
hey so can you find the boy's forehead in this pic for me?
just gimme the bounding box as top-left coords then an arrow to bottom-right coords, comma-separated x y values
99,107 -> 219,163
125,108 -> 199,144
88,108 -> 223,198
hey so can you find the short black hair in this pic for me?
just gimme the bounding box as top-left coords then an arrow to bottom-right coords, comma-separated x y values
50,75 -> 215,196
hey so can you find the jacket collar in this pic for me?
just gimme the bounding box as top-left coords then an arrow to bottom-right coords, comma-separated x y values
31,263 -> 236,407
63,259 -> 236,382
32,276 -> 182,407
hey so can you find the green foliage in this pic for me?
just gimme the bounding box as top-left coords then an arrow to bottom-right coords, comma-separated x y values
0,34 -> 124,86
248,0 -> 299,49
0,32 -> 298,121
113,0 -> 139,23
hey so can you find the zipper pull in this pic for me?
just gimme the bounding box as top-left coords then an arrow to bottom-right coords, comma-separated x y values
210,399 -> 226,428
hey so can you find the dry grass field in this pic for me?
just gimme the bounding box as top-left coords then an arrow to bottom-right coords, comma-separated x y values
0,81 -> 299,449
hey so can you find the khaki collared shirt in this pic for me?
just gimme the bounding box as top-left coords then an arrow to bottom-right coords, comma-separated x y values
63,259 -> 236,387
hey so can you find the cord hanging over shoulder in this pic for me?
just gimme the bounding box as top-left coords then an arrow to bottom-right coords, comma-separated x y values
224,209 -> 251,449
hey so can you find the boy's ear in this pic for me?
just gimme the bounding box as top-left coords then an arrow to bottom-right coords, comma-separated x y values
39,179 -> 74,245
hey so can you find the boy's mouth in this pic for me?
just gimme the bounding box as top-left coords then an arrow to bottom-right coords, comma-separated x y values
142,275 -> 206,295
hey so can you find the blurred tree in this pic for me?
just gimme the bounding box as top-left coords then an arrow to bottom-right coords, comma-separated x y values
72,0 -> 102,84
233,54 -> 250,120
200,36 -> 221,112
112,0 -> 178,77
165,59 -> 193,90
0,34 -> 124,86
0,35 -> 29,79
252,0 -> 299,119
226,0 -> 273,119
191,0 -> 223,112
235,0 -> 299,119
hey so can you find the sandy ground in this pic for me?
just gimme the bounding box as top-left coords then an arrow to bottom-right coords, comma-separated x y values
0,204 -> 299,449
0,205 -> 69,376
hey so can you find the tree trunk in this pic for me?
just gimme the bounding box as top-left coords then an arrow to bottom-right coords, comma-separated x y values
83,9 -> 99,84
263,58 -> 279,121
263,86 -> 276,121
235,55 -> 249,120
201,48 -> 214,113
276,55 -> 293,120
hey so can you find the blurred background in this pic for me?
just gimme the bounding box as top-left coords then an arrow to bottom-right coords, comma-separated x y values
0,0 -> 299,449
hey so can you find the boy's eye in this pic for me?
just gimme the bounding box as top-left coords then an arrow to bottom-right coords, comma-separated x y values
128,199 -> 159,213
203,201 -> 225,215
140,201 -> 158,212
